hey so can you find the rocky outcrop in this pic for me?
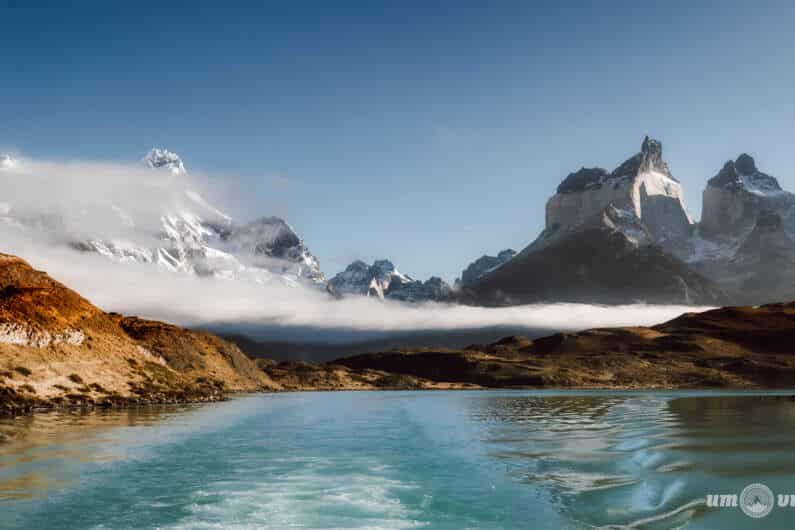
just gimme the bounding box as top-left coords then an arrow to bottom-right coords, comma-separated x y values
546,137 -> 693,243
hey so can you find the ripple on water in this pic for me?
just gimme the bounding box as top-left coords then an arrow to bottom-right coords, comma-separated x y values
476,392 -> 795,529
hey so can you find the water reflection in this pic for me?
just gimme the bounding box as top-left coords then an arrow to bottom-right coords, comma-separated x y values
0,405 -> 195,500
473,392 -> 795,529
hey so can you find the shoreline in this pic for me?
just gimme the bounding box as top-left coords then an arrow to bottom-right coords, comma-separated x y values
4,384 -> 795,419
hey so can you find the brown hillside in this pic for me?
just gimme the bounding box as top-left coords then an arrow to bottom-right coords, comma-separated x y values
0,253 -> 277,414
334,303 -> 795,389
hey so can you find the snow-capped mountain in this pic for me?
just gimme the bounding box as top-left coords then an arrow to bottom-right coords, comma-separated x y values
328,260 -> 452,302
143,147 -> 187,175
1,148 -> 325,286
218,217 -> 324,284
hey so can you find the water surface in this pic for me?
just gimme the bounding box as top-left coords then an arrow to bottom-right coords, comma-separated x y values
1,390 -> 794,529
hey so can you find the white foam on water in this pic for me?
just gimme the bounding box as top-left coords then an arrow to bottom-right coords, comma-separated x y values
161,457 -> 427,530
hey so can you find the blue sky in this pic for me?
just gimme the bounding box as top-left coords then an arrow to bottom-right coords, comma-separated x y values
2,1 -> 795,282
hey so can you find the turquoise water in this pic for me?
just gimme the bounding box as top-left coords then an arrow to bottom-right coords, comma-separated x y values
1,390 -> 795,529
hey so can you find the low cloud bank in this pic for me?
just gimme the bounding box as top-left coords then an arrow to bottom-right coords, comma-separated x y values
8,240 -> 704,343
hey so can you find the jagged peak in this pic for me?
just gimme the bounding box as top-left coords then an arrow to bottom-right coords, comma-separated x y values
735,153 -> 757,176
143,147 -> 186,175
611,136 -> 674,180
555,136 -> 675,194
707,154 -> 782,195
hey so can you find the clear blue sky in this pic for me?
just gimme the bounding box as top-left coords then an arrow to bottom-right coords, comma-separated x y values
2,1 -> 795,282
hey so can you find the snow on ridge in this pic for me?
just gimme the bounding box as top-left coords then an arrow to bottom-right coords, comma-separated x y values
739,174 -> 787,198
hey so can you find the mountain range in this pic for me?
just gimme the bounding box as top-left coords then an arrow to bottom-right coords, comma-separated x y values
1,149 -> 325,288
459,137 -> 795,306
3,139 -> 795,306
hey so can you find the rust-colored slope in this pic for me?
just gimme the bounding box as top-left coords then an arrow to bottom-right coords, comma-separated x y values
0,253 -> 277,414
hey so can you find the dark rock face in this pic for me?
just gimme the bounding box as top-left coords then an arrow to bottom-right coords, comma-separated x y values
556,168 -> 610,194
708,160 -> 741,188
461,213 -> 723,306
735,153 -> 757,176
611,136 -> 675,180
712,210 -> 795,305
755,209 -> 782,230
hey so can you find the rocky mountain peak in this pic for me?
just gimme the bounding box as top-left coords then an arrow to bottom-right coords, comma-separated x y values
230,217 -> 301,256
611,136 -> 673,180
328,259 -> 451,302
735,153 -> 757,176
545,136 -> 691,245
220,216 -> 325,284
143,148 -> 186,175
709,160 -> 739,188
706,154 -> 782,194
639,136 -> 666,174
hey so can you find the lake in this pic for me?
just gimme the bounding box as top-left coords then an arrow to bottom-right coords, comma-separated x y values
1,390 -> 794,529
